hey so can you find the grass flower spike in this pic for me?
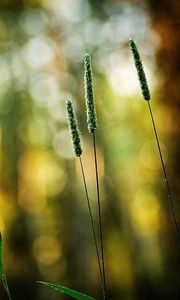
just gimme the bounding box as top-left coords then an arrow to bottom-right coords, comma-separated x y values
129,38 -> 150,101
84,53 -> 97,133
66,99 -> 82,157
84,54 -> 107,300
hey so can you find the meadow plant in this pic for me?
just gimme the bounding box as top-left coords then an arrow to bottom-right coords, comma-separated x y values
84,54 -> 107,300
66,99 -> 104,299
129,38 -> 180,239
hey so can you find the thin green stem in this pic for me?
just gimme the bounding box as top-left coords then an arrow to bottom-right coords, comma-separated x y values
147,101 -> 180,239
92,133 -> 107,300
1,272 -> 12,300
79,156 -> 105,300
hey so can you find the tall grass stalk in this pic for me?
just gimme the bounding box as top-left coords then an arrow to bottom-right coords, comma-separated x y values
79,156 -> 105,299
84,54 -> 107,300
92,132 -> 106,296
147,101 -> 180,238
66,100 -> 105,299
129,38 -> 180,239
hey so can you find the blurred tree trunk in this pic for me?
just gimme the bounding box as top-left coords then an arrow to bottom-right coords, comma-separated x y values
148,0 -> 180,109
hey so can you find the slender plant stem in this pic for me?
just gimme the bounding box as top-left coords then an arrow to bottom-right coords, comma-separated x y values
147,101 -> 180,239
2,273 -> 12,300
79,156 -> 105,299
92,133 -> 107,300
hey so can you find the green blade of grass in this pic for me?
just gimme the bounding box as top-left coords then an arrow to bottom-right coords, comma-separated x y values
37,281 -> 96,300
0,233 -> 3,276
0,232 -> 12,300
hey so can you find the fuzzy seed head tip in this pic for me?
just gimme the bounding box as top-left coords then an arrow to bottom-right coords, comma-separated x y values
129,38 -> 151,101
66,99 -> 82,157
84,53 -> 97,133
129,38 -> 134,45
85,52 -> 90,60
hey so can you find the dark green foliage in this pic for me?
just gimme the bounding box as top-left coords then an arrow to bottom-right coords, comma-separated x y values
129,38 -> 151,101
84,54 -> 97,133
38,281 -> 96,300
66,100 -> 82,157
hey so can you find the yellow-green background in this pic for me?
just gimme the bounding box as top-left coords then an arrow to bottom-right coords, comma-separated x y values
0,0 -> 180,299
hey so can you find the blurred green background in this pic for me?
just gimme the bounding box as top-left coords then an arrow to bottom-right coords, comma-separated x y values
0,0 -> 180,299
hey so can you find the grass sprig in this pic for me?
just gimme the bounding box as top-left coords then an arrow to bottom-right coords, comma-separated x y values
37,281 -> 96,300
129,38 -> 180,240
84,54 -> 107,300
66,99 -> 104,299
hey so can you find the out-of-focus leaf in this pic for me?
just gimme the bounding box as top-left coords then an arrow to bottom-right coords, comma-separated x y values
37,281 -> 96,300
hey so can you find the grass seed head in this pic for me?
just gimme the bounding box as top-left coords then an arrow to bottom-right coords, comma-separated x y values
84,53 -> 97,133
129,38 -> 151,101
66,99 -> 82,157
